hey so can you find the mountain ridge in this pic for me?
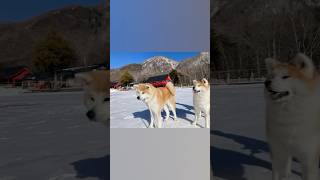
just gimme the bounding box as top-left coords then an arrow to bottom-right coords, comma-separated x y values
110,52 -> 210,82
0,4 -> 108,70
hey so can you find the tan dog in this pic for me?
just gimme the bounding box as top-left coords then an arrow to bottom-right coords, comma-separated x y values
76,70 -> 109,126
192,78 -> 210,128
133,82 -> 177,128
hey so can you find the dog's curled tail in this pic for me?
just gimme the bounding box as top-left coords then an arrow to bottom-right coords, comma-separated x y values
166,82 -> 176,96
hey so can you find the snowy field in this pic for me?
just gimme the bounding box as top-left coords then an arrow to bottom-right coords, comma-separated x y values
110,88 -> 206,128
0,91 -> 108,180
212,84 -> 302,180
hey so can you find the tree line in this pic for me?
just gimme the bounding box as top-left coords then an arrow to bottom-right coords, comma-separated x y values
211,4 -> 320,79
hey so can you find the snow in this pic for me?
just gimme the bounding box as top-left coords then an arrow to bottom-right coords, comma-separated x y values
0,91 -> 108,179
142,56 -> 179,69
110,88 -> 206,128
0,87 -> 27,96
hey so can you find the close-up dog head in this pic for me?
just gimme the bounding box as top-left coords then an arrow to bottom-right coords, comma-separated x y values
193,78 -> 209,93
264,53 -> 317,102
76,70 -> 109,125
133,83 -> 154,103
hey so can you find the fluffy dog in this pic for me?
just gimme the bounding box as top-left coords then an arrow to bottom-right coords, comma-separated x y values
134,82 -> 177,128
265,53 -> 320,180
192,78 -> 210,128
76,70 -> 109,126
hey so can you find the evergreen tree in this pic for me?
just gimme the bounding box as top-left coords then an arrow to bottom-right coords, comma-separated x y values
32,29 -> 76,74
120,70 -> 134,86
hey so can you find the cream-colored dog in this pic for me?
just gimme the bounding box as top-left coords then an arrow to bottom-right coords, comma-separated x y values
192,78 -> 210,128
265,53 -> 320,180
76,70 -> 109,126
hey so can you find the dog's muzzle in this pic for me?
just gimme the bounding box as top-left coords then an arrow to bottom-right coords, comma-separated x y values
193,87 -> 200,93
264,80 -> 290,100
268,89 -> 290,100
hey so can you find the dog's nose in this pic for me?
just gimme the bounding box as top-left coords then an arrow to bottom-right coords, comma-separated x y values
264,80 -> 271,87
137,96 -> 140,100
86,110 -> 95,120
193,87 -> 195,90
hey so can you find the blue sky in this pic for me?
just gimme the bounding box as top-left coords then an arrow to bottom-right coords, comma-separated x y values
111,0 -> 209,52
0,0 -> 103,22
111,52 -> 199,69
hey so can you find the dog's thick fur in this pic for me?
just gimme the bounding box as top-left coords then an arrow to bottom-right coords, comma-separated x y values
134,82 -> 177,128
192,78 -> 210,128
76,70 -> 109,126
264,53 -> 320,180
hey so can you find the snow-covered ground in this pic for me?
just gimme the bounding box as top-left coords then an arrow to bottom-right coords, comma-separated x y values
0,91 -> 108,179
110,88 -> 206,128
0,86 -> 26,96
212,84 -> 301,180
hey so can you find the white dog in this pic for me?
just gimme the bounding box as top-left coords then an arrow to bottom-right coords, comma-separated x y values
192,78 -> 210,128
265,53 -> 320,180
76,70 -> 109,126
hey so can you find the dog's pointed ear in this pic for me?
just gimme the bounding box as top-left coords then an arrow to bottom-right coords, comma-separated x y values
145,84 -> 152,89
202,78 -> 209,85
75,72 -> 91,86
193,80 -> 198,85
291,53 -> 315,78
265,57 -> 278,73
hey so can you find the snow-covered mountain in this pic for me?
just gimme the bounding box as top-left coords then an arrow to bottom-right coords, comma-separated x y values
110,52 -> 210,82
176,52 -> 210,78
0,4 -> 108,67
141,56 -> 179,76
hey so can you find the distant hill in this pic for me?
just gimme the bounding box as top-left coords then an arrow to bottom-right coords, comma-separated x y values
110,52 -> 210,83
176,52 -> 210,79
110,63 -> 142,82
0,4 -> 108,70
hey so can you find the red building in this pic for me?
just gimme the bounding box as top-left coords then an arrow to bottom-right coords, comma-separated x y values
145,74 -> 172,87
0,66 -> 32,84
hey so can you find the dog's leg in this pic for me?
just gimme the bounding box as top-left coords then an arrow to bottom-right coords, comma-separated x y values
156,110 -> 163,128
148,108 -> 154,128
193,108 -> 200,127
205,111 -> 210,128
164,105 -> 170,128
168,103 -> 178,121
301,155 -> 319,180
270,147 -> 292,180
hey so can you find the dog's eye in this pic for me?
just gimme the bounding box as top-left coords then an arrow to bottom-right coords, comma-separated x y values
104,97 -> 110,102
90,97 -> 95,101
282,75 -> 290,79
142,92 -> 145,94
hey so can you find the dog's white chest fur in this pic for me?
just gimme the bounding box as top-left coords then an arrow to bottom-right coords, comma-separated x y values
192,88 -> 210,128
267,98 -> 320,154
193,91 -> 210,111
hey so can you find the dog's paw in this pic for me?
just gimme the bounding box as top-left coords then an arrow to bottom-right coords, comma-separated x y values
192,121 -> 197,125
192,124 -> 200,128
